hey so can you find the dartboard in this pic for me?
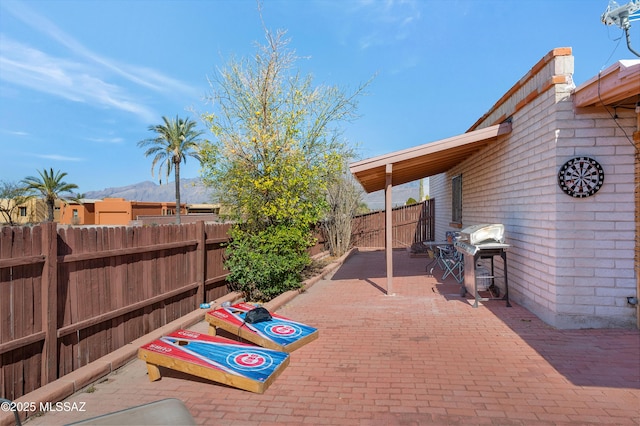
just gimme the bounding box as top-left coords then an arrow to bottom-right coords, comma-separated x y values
557,157 -> 604,198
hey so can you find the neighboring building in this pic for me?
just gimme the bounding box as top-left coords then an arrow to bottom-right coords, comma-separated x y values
351,48 -> 639,329
186,204 -> 220,215
0,198 -> 62,224
59,198 -> 221,226
59,198 -> 183,225
2,196 -> 221,226
59,199 -> 97,225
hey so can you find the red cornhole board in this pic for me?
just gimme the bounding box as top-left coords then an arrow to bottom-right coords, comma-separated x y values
205,302 -> 319,353
138,329 -> 289,394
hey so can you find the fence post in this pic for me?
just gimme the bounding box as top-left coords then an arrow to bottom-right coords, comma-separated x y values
41,222 -> 58,384
429,199 -> 435,240
196,221 -> 206,304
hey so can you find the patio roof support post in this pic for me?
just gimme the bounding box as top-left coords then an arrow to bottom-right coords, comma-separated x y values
385,164 -> 394,295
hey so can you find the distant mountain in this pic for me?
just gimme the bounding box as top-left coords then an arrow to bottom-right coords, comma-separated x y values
84,178 -> 423,210
85,178 -> 216,204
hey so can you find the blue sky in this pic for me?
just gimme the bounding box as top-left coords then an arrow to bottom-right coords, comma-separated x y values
0,0 -> 637,193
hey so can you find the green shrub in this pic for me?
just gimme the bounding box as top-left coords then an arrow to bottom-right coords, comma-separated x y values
225,224 -> 313,301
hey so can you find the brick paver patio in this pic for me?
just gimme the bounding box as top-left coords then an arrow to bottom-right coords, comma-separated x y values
23,249 -> 640,425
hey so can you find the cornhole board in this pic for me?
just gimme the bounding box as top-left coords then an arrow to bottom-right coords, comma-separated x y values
205,302 -> 319,353
137,329 -> 289,394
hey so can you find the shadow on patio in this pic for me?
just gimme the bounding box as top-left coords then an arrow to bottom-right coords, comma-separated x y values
333,249 -> 640,390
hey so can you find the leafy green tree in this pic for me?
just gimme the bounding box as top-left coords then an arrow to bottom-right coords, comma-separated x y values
138,115 -> 204,224
225,225 -> 312,301
21,168 -> 79,222
0,181 -> 33,225
201,28 -> 368,300
356,202 -> 370,215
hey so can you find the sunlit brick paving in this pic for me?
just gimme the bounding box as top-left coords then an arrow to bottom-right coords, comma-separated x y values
25,250 -> 640,425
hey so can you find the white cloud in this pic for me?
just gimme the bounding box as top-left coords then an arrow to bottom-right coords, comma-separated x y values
35,154 -> 84,162
2,1 -> 182,91
0,128 -> 29,136
87,137 -> 125,144
322,0 -> 424,77
352,0 -> 423,48
0,0 -> 200,121
0,37 -> 158,122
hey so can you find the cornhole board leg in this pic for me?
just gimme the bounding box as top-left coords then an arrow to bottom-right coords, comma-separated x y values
145,362 -> 161,382
138,330 -> 289,394
205,303 -> 319,353
206,320 -> 277,348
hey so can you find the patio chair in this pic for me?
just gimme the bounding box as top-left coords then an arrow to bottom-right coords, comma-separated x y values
427,245 -> 448,275
435,245 -> 464,283
425,247 -> 438,274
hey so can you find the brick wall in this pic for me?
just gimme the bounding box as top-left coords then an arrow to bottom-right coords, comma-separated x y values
430,51 -> 636,328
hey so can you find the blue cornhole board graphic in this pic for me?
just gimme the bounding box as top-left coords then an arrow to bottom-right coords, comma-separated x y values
138,329 -> 289,394
205,302 -> 319,353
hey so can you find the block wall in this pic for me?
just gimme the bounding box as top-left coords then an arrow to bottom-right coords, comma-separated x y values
430,54 -> 636,328
552,104 -> 636,328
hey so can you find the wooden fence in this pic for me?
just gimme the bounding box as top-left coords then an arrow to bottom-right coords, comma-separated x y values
351,200 -> 435,248
0,222 -> 232,400
0,200 -> 432,400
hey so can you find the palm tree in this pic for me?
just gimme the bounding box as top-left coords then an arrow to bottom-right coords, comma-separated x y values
138,115 -> 204,224
22,168 -> 79,222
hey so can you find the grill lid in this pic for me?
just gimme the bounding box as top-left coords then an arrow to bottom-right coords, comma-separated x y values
460,223 -> 505,245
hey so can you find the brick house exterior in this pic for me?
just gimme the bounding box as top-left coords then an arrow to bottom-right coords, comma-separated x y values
350,47 -> 638,329
429,48 -> 638,328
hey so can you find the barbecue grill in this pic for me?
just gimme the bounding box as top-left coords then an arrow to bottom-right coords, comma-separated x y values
455,224 -> 511,308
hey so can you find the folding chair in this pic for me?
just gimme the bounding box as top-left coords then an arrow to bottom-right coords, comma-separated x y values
435,245 -> 464,283
425,247 -> 438,274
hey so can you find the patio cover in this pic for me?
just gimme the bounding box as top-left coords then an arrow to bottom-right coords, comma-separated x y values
348,121 -> 512,294
350,122 -> 512,194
